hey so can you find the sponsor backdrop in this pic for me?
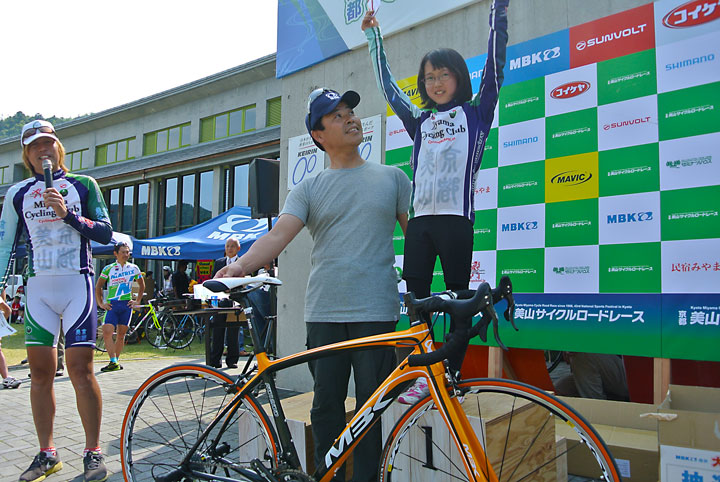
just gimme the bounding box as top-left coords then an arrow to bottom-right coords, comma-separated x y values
386,0 -> 720,361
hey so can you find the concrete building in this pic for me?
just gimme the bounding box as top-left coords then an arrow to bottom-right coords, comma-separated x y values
0,53 -> 282,277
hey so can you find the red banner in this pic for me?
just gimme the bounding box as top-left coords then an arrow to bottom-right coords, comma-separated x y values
569,3 -> 655,68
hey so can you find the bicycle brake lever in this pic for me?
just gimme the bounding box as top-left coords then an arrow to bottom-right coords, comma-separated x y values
498,275 -> 518,330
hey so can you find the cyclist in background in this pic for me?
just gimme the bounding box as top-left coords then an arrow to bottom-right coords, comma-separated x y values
0,120 -> 112,482
0,289 -> 22,389
95,242 -> 144,372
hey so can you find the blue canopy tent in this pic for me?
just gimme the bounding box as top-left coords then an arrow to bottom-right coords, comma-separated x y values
91,231 -> 137,256
13,231 -> 133,258
133,206 -> 274,260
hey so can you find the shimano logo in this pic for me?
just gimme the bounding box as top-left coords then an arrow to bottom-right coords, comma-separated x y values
551,170 -> 593,186
607,212 -> 653,224
501,221 -> 538,232
140,245 -> 181,257
666,53 -> 715,71
575,24 -> 647,51
509,47 -> 561,70
503,136 -> 538,148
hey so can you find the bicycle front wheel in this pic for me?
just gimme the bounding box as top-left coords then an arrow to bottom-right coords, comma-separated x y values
121,364 -> 279,482
163,314 -> 196,350
380,378 -> 621,482
144,312 -> 168,348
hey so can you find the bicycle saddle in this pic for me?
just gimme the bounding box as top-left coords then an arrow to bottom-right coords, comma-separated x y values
203,275 -> 283,293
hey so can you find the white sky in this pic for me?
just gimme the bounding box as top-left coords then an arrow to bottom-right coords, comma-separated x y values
0,1 -> 278,120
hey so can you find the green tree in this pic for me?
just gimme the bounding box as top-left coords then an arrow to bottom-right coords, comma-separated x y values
0,112 -> 75,141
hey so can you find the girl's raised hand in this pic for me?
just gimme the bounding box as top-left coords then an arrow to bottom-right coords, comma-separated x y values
361,9 -> 379,30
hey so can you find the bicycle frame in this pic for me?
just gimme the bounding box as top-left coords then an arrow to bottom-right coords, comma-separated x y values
177,320 -> 497,482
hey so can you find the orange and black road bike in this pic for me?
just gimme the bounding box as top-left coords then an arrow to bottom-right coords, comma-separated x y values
121,275 -> 621,482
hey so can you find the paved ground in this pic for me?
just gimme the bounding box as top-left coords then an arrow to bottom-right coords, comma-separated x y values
0,355 -> 228,482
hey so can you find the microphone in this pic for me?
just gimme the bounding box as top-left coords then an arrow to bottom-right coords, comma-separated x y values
42,157 -> 53,189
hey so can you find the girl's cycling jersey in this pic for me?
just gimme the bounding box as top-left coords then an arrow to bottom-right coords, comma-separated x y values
0,170 -> 112,283
99,261 -> 142,301
365,0 -> 508,223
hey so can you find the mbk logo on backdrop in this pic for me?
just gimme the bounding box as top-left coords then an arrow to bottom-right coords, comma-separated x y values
607,212 -> 654,224
501,221 -> 539,232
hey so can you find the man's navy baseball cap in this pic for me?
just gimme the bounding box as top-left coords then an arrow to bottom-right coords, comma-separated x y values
305,88 -> 361,148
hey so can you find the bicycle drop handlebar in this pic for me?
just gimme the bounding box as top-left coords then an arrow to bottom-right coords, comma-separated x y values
403,275 -> 518,367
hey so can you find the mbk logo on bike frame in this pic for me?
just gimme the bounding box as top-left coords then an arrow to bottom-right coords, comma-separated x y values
324,385 -> 394,467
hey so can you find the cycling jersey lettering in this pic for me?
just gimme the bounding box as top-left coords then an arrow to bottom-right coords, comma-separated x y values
503,136 -> 538,148
24,204 -> 80,222
603,116 -> 651,130
551,171 -> 593,185
575,24 -> 647,51
325,385 -> 393,467
509,47 -> 561,70
607,212 -> 653,223
501,221 -> 538,232
666,53 -> 715,70
663,0 -> 720,28
421,124 -> 465,141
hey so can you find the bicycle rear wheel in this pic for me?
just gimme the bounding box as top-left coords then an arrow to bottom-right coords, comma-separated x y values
144,312 -> 169,348
121,364 -> 279,482
94,322 -> 106,353
163,315 -> 196,350
380,378 -> 621,482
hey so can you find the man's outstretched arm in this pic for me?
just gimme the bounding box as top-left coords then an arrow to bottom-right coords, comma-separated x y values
215,214 -> 304,278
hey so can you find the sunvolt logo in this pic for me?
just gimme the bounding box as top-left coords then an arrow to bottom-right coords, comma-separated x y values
501,221 -> 538,232
503,136 -> 539,148
663,0 -> 720,28
575,24 -> 648,51
551,170 -> 593,186
607,212 -> 653,224
551,81 -> 591,99
603,117 -> 651,131
509,47 -> 561,70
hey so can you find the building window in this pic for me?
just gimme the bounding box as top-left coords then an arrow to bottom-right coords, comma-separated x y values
222,163 -> 250,210
143,123 -> 191,156
163,177 -> 178,235
199,105 -> 256,142
108,189 -> 120,229
96,138 -> 136,166
180,174 -> 195,230
102,182 -> 150,238
67,149 -> 90,171
122,185 -> 134,233
266,97 -> 281,127
0,166 -> 9,184
136,183 -> 149,239
199,170 -> 213,223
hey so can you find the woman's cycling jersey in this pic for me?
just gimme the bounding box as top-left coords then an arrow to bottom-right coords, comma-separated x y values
365,0 -> 508,223
0,170 -> 112,283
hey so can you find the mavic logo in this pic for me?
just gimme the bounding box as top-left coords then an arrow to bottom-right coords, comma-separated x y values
551,170 -> 593,186
501,222 -> 538,232
509,47 -> 561,70
607,212 -> 653,224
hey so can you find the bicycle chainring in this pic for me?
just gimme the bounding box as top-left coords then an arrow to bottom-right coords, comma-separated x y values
273,469 -> 316,482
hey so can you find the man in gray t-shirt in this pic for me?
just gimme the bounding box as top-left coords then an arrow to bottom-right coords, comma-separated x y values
217,88 -> 411,482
